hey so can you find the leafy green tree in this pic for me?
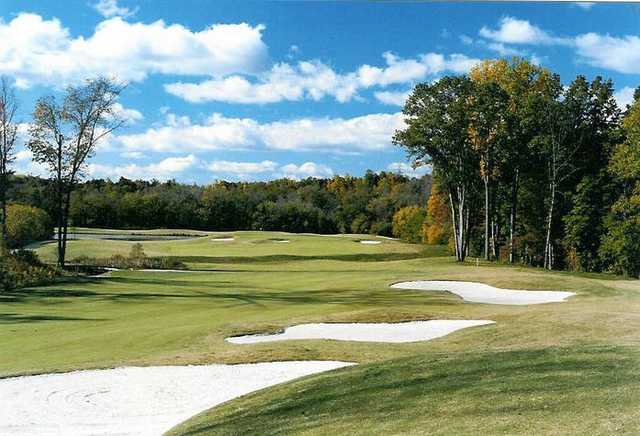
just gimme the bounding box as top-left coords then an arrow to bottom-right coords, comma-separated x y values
600,87 -> 640,276
468,80 -> 509,260
470,59 -> 560,263
394,76 -> 480,261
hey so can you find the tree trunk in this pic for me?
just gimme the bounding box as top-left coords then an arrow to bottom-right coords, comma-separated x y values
59,189 -> 73,267
56,140 -> 64,267
508,169 -> 519,263
0,174 -> 7,254
484,176 -> 490,260
448,191 -> 460,261
544,182 -> 556,270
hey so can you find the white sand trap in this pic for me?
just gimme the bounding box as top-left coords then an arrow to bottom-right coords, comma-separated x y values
391,280 -> 575,305
0,361 -> 351,436
275,240 -> 290,243
226,320 -> 494,344
211,237 -> 234,242
360,240 -> 381,245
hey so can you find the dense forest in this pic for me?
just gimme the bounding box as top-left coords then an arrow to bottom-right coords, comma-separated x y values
395,58 -> 640,276
6,171 -> 431,237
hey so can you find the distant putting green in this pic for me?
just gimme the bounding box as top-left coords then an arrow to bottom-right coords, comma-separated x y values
2,230 -> 639,434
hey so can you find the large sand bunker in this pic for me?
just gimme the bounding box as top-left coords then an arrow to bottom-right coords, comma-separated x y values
360,240 -> 381,245
226,320 -> 494,344
391,280 -> 575,305
0,361 -> 351,436
211,237 -> 234,242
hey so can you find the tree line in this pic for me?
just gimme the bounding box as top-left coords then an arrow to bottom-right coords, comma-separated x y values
394,58 -> 640,276
7,171 -> 430,240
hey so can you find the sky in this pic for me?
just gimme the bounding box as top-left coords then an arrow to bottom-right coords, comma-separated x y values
2,0 -> 640,184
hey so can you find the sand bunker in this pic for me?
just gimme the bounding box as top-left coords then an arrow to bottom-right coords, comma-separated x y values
360,240 -> 381,245
211,237 -> 234,242
226,320 -> 494,344
391,280 -> 575,305
0,361 -> 351,436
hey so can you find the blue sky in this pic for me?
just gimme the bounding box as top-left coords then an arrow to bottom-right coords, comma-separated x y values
3,0 -> 640,183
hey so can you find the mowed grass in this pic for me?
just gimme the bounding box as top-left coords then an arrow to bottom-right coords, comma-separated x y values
2,230 -> 639,434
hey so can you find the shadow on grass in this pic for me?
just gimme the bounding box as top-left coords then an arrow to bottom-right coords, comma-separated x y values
0,312 -> 105,324
0,278 -> 459,308
172,249 -> 449,265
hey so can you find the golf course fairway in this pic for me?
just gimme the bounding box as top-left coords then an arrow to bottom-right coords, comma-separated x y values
1,230 -> 638,435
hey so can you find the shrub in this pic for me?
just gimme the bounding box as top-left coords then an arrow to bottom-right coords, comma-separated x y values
71,244 -> 186,270
392,206 -> 427,243
1,250 -> 60,292
6,203 -> 52,248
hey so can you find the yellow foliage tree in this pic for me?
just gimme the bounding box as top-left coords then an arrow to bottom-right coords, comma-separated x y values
423,182 -> 451,245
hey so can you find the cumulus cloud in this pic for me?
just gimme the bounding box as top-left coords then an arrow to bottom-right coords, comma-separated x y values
113,111 -> 405,154
206,160 -> 277,179
614,86 -> 638,109
280,162 -> 333,179
87,154 -> 199,180
165,52 -> 481,104
112,103 -> 144,124
374,89 -> 411,106
574,34 -> 640,74
92,0 -> 137,18
479,17 -> 569,45
479,17 -> 640,75
387,162 -> 431,178
0,13 -> 268,87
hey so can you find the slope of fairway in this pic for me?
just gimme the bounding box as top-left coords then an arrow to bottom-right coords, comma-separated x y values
168,346 -> 640,435
4,230 -> 640,435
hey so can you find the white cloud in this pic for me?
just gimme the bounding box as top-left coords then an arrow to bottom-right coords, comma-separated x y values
479,17 -> 640,74
574,33 -> 640,74
485,42 -> 527,57
165,52 -> 481,104
92,0 -> 137,18
614,86 -> 637,109
479,17 -> 569,45
575,2 -> 595,10
280,162 -> 333,179
113,111 -> 405,154
206,160 -> 277,179
374,89 -> 411,106
120,151 -> 144,159
0,13 -> 268,87
387,162 -> 431,178
88,154 -> 198,180
15,149 -> 33,162
112,103 -> 144,124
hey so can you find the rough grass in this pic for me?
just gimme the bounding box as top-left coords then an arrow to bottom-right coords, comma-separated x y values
3,229 -> 639,434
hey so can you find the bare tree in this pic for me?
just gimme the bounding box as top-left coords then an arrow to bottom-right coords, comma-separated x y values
28,77 -> 125,266
0,77 -> 18,253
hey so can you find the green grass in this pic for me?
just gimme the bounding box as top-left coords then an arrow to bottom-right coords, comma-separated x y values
169,346 -> 640,435
2,229 -> 639,434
